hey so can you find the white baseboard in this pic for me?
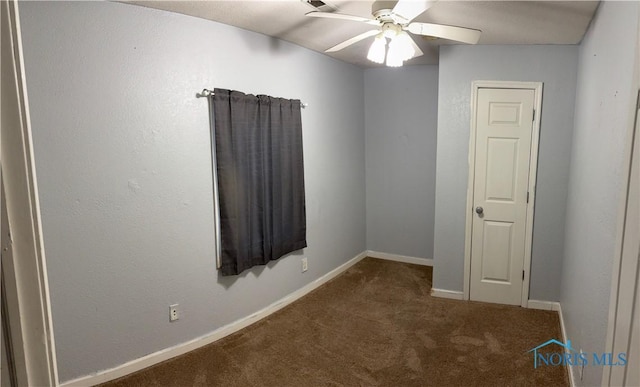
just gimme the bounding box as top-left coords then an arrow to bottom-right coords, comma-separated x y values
557,303 -> 576,387
60,251 -> 368,387
366,250 -> 433,266
431,288 -> 464,300
526,300 -> 561,311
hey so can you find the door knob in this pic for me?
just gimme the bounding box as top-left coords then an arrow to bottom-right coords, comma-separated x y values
475,206 -> 484,214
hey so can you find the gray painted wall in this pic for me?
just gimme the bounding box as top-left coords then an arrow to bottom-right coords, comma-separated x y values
19,1 -> 366,382
433,45 -> 579,301
560,2 -> 639,385
364,66 -> 438,259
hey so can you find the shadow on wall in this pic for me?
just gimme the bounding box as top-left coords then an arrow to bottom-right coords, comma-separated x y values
216,250 -> 305,289
240,32 -> 299,56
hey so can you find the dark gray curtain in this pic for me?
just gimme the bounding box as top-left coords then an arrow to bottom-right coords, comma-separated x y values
212,88 -> 307,276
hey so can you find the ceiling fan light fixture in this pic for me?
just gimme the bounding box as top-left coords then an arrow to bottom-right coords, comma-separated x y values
390,31 -> 415,61
385,43 -> 404,67
385,31 -> 413,67
394,31 -> 416,60
367,34 -> 387,64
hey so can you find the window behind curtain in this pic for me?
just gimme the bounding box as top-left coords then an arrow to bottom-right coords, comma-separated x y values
211,88 -> 307,276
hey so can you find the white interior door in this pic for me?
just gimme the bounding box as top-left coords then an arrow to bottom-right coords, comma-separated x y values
470,88 -> 536,305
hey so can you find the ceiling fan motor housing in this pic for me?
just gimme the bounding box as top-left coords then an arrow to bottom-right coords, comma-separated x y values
381,22 -> 402,38
372,1 -> 409,24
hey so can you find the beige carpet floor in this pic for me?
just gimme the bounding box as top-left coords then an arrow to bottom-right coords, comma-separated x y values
102,257 -> 569,386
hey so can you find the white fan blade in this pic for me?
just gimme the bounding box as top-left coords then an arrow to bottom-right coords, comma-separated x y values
392,0 -> 436,23
408,35 -> 424,59
325,30 -> 380,52
406,22 -> 481,44
306,11 -> 379,26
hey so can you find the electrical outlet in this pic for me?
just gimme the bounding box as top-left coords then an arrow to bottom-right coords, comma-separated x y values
169,304 -> 179,322
301,257 -> 308,272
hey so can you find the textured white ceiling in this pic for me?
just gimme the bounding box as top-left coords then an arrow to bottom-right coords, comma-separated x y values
123,0 -> 599,67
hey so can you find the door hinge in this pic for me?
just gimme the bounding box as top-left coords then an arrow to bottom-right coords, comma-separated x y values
532,109 -> 536,121
523,270 -> 525,280
527,191 -> 530,203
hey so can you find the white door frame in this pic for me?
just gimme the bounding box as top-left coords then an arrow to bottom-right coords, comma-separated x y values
1,0 -> 58,385
602,91 -> 639,386
463,80 -> 543,307
602,20 -> 640,385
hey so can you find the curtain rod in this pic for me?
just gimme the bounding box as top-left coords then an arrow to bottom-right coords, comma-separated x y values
196,89 -> 308,108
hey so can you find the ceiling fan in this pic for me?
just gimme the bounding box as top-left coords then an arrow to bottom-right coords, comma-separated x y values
306,0 -> 481,67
